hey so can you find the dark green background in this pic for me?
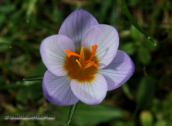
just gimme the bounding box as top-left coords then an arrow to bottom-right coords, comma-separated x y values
0,0 -> 172,126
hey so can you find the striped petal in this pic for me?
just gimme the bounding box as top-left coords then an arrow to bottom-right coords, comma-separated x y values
43,70 -> 79,106
40,35 -> 75,76
100,50 -> 135,91
70,74 -> 107,105
81,24 -> 119,69
58,9 -> 99,49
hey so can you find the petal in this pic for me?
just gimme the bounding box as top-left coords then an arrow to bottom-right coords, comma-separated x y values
43,70 -> 79,106
58,9 -> 99,49
70,74 -> 107,105
100,50 -> 135,91
40,35 -> 75,76
81,24 -> 119,69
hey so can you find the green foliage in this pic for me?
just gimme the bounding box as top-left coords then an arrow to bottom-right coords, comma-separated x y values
136,77 -> 155,108
122,83 -> 134,100
140,111 -> 153,126
112,121 -> 134,126
138,47 -> 151,64
151,93 -> 172,126
0,4 -> 16,14
121,0 -> 155,45
73,103 -> 124,125
99,0 -> 112,23
67,103 -> 77,124
17,83 -> 42,103
0,0 -> 171,126
130,25 -> 143,40
121,42 -> 136,55
50,102 -> 124,126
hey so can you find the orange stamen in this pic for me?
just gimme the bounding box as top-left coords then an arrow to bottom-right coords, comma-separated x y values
89,45 -> 98,60
83,60 -> 97,68
65,45 -> 98,69
65,50 -> 84,61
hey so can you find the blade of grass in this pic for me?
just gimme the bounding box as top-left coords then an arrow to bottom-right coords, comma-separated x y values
0,81 -> 39,90
23,75 -> 43,81
67,103 -> 78,125
121,0 -> 156,46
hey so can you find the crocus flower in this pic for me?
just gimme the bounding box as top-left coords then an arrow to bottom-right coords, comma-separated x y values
40,9 -> 135,106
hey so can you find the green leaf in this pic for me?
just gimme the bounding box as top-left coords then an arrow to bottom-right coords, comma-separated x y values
122,83 -> 134,100
16,87 -> 29,103
99,0 -> 112,23
27,62 -> 46,77
138,48 -> 151,64
142,39 -> 157,51
121,42 -> 136,55
0,15 -> 6,25
73,102 -> 124,125
23,76 -> 43,81
0,81 -> 40,90
52,8 -> 63,24
110,0 -> 118,25
121,0 -> 156,46
28,83 -> 43,100
17,83 -> 42,103
0,43 -> 11,52
0,5 -> 16,14
51,101 -> 124,126
136,77 -> 155,108
130,25 -> 142,40
130,0 -> 139,6
10,10 -> 23,20
67,103 -> 77,124
26,0 -> 38,19
154,120 -> 166,126
24,62 -> 46,81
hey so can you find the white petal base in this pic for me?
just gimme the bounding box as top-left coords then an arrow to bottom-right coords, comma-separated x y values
70,74 -> 107,105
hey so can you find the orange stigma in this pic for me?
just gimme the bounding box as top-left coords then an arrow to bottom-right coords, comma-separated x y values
65,45 -> 98,69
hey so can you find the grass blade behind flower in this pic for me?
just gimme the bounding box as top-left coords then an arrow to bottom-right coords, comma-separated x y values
23,75 -> 43,81
121,0 -> 156,46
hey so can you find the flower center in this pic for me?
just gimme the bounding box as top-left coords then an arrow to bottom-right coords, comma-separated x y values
65,45 -> 98,69
63,45 -> 99,83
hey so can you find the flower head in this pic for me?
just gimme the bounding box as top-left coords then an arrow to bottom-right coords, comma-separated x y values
40,9 -> 135,106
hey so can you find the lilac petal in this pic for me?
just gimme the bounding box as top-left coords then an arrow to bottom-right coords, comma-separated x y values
70,74 -> 107,105
81,24 -> 119,69
100,50 -> 135,91
43,70 -> 79,106
58,9 -> 99,49
40,35 -> 75,76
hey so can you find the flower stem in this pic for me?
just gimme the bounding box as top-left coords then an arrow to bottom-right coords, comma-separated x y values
67,102 -> 78,125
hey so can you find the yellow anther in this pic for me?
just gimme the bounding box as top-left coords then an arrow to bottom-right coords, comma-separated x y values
79,46 -> 85,63
83,62 -> 91,70
76,59 -> 82,69
65,45 -> 98,70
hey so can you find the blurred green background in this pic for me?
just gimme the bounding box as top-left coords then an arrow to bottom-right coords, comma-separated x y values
0,0 -> 172,126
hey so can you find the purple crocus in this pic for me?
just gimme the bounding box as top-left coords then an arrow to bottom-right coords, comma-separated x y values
40,9 -> 135,106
